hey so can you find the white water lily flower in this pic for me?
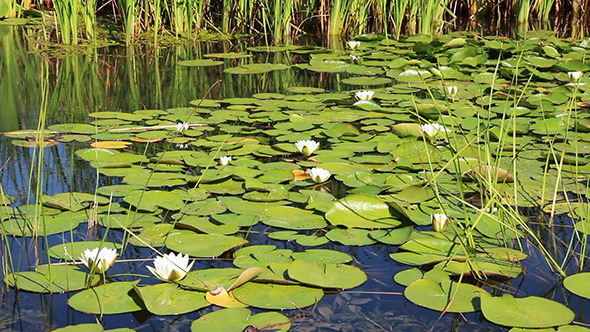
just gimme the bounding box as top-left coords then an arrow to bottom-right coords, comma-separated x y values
347,41 -> 360,50
568,71 -> 583,82
419,123 -> 448,139
355,90 -> 375,101
219,155 -> 232,165
431,213 -> 449,232
351,55 -> 361,61
446,85 -> 458,98
307,167 -> 331,183
295,140 -> 320,157
175,122 -> 190,133
147,252 -> 194,282
80,247 -> 117,274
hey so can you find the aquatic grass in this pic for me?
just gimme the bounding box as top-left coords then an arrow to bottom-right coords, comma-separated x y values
22,0 -> 590,45
52,0 -> 81,44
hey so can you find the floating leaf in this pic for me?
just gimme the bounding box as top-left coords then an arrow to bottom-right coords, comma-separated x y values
233,282 -> 323,309
287,259 -> 367,289
260,206 -> 327,230
404,277 -> 485,312
134,283 -> 209,315
190,308 -> 291,332
480,292 -> 575,328
5,264 -> 99,293
178,59 -> 223,66
68,281 -> 144,315
48,241 -> 122,260
563,272 -> 590,299
123,190 -> 185,212
325,194 -> 401,229
166,230 -> 248,257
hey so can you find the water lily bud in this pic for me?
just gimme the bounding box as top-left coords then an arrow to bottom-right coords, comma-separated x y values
80,247 -> 117,274
355,90 -> 375,101
432,213 -> 449,232
219,155 -> 232,165
295,140 -> 320,157
147,252 -> 194,282
446,85 -> 458,98
568,71 -> 583,82
347,41 -> 360,50
175,122 -> 189,133
307,167 -> 331,183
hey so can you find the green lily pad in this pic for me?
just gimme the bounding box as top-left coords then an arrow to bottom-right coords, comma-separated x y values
178,59 -> 223,67
291,249 -> 353,264
48,241 -> 122,260
341,76 -> 392,86
260,206 -> 327,230
232,282 -> 323,309
325,194 -> 401,229
5,264 -> 99,293
287,259 -> 367,289
134,283 -> 209,315
176,216 -> 239,235
181,198 -> 227,215
42,192 -> 110,211
563,272 -> 590,299
166,230 -> 248,257
68,281 -> 145,315
128,223 -> 174,247
480,292 -> 575,328
2,210 -> 85,237
393,268 -> 423,286
123,190 -> 185,212
190,307 -> 291,332
180,267 -> 245,291
325,228 -> 377,246
404,278 -> 485,312
99,212 -> 161,230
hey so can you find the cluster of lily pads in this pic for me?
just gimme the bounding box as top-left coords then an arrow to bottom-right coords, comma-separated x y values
3,32 -> 590,330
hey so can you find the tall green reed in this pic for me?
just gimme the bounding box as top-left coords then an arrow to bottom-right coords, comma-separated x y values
52,0 -> 80,44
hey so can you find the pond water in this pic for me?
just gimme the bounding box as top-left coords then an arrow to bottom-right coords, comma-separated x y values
1,26 -> 590,331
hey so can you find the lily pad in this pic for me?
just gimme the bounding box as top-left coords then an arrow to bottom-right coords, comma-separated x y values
480,292 -> 575,328
287,259 -> 367,289
134,283 -> 209,315
166,230 -> 248,257
232,282 -> 323,309
404,277 -> 484,313
325,194 -> 401,229
563,272 -> 590,299
68,281 -> 145,315
190,307 -> 291,332
5,264 -> 99,293
260,206 -> 327,230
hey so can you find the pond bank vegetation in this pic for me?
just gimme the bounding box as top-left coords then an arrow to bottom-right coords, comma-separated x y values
0,0 -> 589,45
